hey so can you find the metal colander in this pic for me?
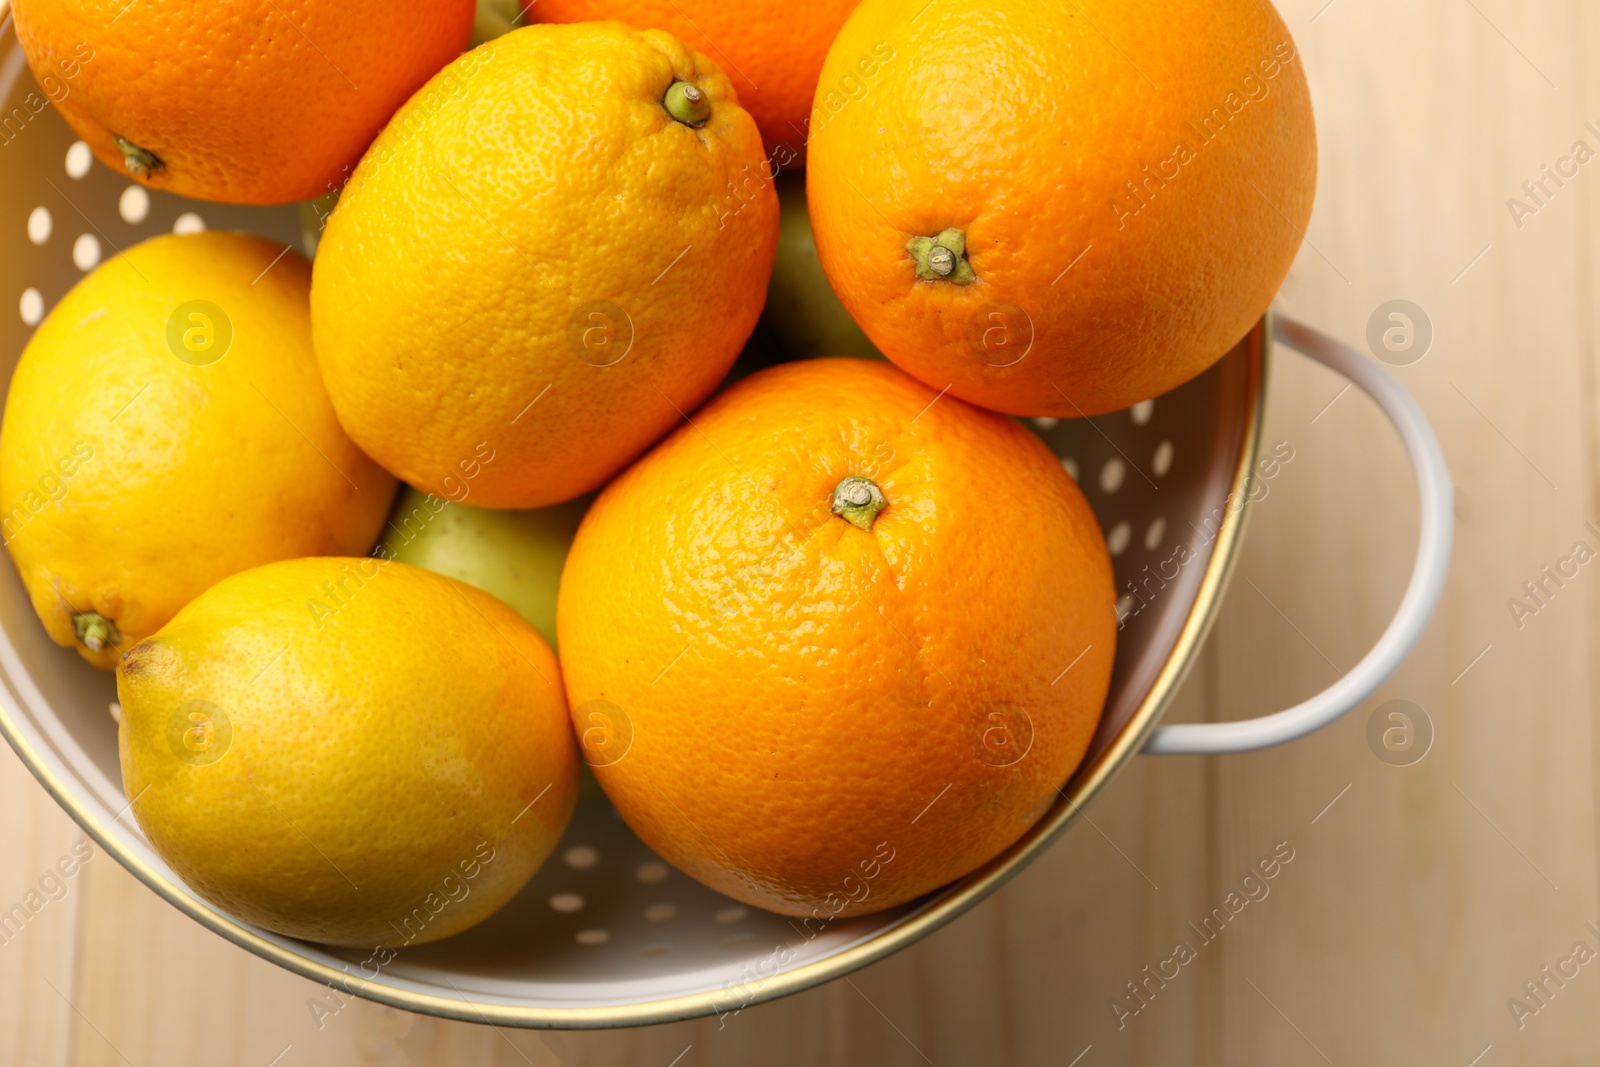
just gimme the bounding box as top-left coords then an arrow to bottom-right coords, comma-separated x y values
0,22 -> 1451,1029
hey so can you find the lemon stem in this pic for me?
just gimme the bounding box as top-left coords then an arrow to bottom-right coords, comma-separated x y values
832,476 -> 887,531
664,81 -> 710,126
112,134 -> 163,177
908,227 -> 976,285
74,612 -> 120,652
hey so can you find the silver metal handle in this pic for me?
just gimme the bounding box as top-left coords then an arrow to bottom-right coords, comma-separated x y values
1141,315 -> 1454,755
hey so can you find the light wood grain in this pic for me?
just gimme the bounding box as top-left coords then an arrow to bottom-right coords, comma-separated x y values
0,751 -> 81,1067
5,0 -> 1600,1062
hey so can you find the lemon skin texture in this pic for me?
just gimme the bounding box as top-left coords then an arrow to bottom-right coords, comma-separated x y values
0,232 -> 396,668
116,557 -> 578,947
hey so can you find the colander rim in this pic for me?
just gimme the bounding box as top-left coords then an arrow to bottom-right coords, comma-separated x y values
0,12 -> 1268,1024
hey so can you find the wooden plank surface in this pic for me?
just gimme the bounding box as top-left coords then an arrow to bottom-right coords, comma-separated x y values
4,0 -> 1599,1063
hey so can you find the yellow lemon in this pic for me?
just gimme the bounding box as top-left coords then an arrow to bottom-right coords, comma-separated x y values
0,232 -> 395,668
311,22 -> 779,509
116,557 -> 577,946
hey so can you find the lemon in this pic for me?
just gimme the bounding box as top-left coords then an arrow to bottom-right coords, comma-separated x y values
0,232 -> 395,668
382,487 -> 588,650
116,557 -> 577,946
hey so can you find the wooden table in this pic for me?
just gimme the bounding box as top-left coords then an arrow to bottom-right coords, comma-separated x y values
4,0 -> 1597,1062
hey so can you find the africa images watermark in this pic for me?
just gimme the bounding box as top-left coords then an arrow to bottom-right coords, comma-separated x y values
1111,840 -> 1297,1029
1506,920 -> 1600,1031
313,42 -> 499,229
0,839 -> 96,948
1118,439 -> 1296,629
707,781 -> 961,1030
0,41 -> 95,149
766,39 -> 897,175
1366,699 -> 1433,767
1,440 -> 95,547
710,37 -> 899,239
709,839 -> 899,1029
303,440 -> 499,631
1504,520 -> 1600,631
306,839 -> 499,1030
1505,120 -> 1600,230
1110,40 -> 1300,230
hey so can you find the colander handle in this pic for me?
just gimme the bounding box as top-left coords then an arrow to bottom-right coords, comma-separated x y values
1141,315 -> 1454,755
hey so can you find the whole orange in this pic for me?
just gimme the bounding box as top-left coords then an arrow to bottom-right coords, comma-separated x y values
525,0 -> 858,162
10,0 -> 474,204
557,358 -> 1115,917
312,24 -> 778,509
806,0 -> 1316,417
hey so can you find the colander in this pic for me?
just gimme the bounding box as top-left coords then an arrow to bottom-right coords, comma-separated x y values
0,21 -> 1452,1029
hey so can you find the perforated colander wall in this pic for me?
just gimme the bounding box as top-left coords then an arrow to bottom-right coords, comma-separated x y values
0,36 -> 1263,1024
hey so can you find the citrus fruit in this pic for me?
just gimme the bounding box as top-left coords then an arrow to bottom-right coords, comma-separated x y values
10,0 -> 474,204
117,557 -> 577,946
806,0 -> 1316,417
525,0 -> 858,161
0,232 -> 395,669
383,486 -> 590,650
557,358 -> 1116,917
311,23 -> 779,509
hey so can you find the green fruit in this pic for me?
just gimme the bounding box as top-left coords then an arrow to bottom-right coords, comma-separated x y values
380,488 -> 588,650
747,171 -> 883,366
471,0 -> 523,44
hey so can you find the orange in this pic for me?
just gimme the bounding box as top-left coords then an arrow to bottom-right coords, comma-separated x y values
526,0 -> 858,163
11,0 -> 475,204
806,0 -> 1316,417
311,24 -> 778,509
557,358 -> 1115,917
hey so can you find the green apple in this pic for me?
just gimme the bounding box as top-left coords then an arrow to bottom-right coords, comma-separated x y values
379,487 -> 589,650
728,171 -> 882,385
471,0 -> 523,44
